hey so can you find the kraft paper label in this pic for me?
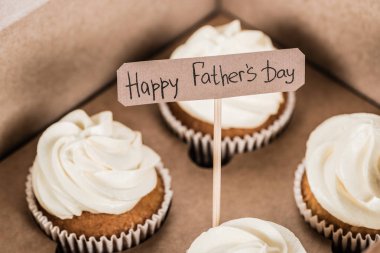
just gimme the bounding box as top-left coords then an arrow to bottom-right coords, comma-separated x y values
117,48 -> 305,106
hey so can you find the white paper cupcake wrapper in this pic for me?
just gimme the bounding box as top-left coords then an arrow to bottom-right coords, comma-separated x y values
26,163 -> 173,253
159,92 -> 296,166
294,161 -> 380,252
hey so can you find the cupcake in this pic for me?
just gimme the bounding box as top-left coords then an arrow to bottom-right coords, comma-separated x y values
159,20 -> 295,167
187,218 -> 306,252
294,113 -> 380,251
26,110 -> 173,252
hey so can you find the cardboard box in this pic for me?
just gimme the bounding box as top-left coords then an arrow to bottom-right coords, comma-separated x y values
222,0 -> 380,104
0,0 -> 216,158
0,2 -> 379,253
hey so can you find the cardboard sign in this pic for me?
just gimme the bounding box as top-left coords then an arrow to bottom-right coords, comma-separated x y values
117,48 -> 305,106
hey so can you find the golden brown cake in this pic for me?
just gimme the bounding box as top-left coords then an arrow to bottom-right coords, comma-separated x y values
166,20 -> 292,139
158,20 -> 295,167
27,109 -> 172,251
301,173 -> 380,238
295,113 -> 380,251
168,93 -> 288,138
41,172 -> 165,238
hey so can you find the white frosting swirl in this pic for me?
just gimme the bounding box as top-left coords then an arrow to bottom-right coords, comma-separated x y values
32,110 -> 160,219
187,218 -> 306,253
171,20 -> 284,129
306,113 -> 380,229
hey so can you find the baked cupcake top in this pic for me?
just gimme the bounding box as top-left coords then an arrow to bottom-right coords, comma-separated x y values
171,20 -> 284,129
32,110 -> 160,219
305,113 -> 380,229
187,218 -> 306,253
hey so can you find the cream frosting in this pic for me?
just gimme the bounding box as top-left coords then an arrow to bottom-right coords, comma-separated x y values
187,218 -> 306,253
171,20 -> 284,129
305,113 -> 380,229
32,110 -> 160,219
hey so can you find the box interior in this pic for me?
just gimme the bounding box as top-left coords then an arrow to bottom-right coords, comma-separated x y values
0,14 -> 379,253
1,1 -> 379,159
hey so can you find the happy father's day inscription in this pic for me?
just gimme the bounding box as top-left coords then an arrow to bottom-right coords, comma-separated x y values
117,48 -> 305,106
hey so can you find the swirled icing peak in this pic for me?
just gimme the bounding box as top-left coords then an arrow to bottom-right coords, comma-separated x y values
171,20 -> 284,129
305,113 -> 380,229
187,218 -> 306,253
32,110 -> 160,219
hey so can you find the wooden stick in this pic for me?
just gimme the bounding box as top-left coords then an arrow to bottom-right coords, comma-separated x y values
212,98 -> 222,227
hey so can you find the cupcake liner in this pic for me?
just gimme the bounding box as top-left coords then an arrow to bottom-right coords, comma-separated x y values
159,92 -> 296,167
293,161 -> 380,252
26,163 -> 173,253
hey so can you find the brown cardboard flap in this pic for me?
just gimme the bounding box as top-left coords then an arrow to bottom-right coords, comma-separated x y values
0,0 -> 216,158
221,0 -> 380,104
